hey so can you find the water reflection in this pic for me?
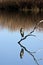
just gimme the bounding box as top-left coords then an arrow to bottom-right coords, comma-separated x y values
0,11 -> 43,65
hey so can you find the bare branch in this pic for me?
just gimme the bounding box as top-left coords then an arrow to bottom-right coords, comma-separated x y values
29,20 -> 43,34
18,34 -> 36,43
32,48 -> 43,54
18,20 -> 43,43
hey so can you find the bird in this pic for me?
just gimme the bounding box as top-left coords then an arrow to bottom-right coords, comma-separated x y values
20,48 -> 24,59
20,28 -> 24,37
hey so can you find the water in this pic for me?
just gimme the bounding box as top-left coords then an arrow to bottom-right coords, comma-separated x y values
0,12 -> 43,65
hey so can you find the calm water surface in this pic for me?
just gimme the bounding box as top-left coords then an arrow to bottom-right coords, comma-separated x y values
0,12 -> 43,65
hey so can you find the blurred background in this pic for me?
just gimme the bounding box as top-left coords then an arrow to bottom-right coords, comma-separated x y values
0,0 -> 43,65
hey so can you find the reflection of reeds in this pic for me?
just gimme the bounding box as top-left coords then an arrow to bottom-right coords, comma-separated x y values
0,12 -> 43,31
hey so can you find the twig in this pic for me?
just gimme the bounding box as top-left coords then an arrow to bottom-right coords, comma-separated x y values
29,20 -> 43,34
32,48 -> 43,53
18,42 -> 39,65
18,34 -> 36,43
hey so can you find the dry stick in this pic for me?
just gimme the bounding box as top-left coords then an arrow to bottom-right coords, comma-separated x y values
18,20 -> 43,43
18,34 -> 36,43
29,20 -> 43,34
32,48 -> 43,53
18,20 -> 43,65
29,48 -> 43,54
18,42 -> 39,65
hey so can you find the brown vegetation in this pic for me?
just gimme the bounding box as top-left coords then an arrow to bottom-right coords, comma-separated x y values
0,12 -> 43,31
